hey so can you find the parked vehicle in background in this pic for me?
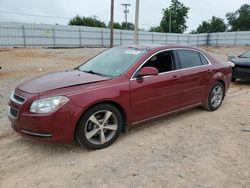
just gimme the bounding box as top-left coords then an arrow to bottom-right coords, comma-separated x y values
228,49 -> 250,82
8,45 -> 232,150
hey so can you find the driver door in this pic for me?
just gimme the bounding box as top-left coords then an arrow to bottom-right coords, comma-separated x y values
129,50 -> 182,124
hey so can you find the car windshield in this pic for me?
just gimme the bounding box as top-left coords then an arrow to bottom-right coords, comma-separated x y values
78,47 -> 147,77
240,50 -> 250,58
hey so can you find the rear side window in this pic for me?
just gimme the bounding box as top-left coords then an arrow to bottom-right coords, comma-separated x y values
177,50 -> 202,69
199,53 -> 209,65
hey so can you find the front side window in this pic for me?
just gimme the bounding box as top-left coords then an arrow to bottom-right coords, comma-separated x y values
141,51 -> 175,73
79,47 -> 147,77
177,50 -> 203,69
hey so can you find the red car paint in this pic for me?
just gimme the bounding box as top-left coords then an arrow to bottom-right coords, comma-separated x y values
8,45 -> 232,144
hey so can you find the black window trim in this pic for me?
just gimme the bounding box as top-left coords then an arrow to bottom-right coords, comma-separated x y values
130,48 -> 212,80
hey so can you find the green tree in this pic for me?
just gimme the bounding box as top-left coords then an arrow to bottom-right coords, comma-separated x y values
69,15 -> 106,28
149,26 -> 164,32
196,16 -> 227,33
196,21 -> 211,33
226,4 -> 250,31
121,22 -> 135,30
108,22 -> 123,29
160,0 -> 190,33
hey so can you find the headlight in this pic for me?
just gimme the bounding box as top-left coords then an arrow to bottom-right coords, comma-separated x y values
228,61 -> 235,67
30,96 -> 69,113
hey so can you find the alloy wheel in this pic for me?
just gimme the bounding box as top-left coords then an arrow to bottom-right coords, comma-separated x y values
84,110 -> 118,145
211,85 -> 223,108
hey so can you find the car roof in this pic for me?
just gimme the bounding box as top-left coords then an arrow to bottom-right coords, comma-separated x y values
121,44 -> 200,52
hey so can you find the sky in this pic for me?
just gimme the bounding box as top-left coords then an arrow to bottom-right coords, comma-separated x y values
0,0 -> 249,32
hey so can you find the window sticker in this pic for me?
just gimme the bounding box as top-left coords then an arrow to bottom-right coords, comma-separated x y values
125,50 -> 141,55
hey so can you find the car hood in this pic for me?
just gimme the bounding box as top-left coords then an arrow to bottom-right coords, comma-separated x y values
231,58 -> 250,67
18,70 -> 111,94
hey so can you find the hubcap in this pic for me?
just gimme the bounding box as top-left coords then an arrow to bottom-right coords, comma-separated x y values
84,110 -> 118,145
211,86 -> 223,108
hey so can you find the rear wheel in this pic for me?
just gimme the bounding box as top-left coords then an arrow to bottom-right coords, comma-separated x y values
204,82 -> 225,111
76,104 -> 123,150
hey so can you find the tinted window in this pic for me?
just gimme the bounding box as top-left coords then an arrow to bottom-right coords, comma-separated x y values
177,50 -> 202,69
199,53 -> 209,65
142,51 -> 175,73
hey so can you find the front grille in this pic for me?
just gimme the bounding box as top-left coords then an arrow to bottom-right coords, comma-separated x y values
9,107 -> 19,119
13,94 -> 26,103
10,91 -> 26,105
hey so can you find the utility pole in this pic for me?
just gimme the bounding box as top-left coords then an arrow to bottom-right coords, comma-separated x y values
134,0 -> 140,44
110,0 -> 114,48
121,3 -> 131,29
169,10 -> 171,33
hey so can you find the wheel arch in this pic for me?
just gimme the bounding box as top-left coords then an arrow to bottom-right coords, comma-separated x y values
74,100 -> 128,139
216,79 -> 225,98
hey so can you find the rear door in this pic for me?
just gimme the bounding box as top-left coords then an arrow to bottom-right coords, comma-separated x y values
175,50 -> 211,107
130,50 -> 182,123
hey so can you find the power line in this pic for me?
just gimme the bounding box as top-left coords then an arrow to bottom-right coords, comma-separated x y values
0,10 -> 71,19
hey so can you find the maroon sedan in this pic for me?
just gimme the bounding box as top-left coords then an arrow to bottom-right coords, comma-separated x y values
8,45 -> 232,149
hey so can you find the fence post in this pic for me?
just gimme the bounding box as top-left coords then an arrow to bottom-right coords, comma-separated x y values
52,27 -> 56,47
101,30 -> 104,47
177,35 -> 179,45
120,31 -> 122,45
187,35 -> 190,46
79,28 -> 82,47
152,33 -> 154,43
197,34 -> 199,46
165,33 -> 168,44
206,33 -> 210,46
22,25 -> 26,47
216,33 -> 219,46
234,31 -> 238,46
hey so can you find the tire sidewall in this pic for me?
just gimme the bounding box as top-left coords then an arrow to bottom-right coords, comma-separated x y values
207,82 -> 225,111
76,104 -> 123,150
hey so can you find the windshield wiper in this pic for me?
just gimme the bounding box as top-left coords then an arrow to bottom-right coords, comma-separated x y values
82,70 -> 108,77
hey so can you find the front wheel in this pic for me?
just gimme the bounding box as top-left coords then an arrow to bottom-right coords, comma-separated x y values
76,104 -> 123,150
203,82 -> 225,111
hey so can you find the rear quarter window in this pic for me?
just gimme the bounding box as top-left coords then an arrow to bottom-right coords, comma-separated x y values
177,50 -> 203,69
199,53 -> 209,65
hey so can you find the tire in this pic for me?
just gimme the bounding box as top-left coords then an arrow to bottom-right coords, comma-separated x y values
76,104 -> 123,150
203,81 -> 225,111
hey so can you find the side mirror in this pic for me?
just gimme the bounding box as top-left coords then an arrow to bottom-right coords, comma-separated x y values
137,67 -> 159,78
228,54 -> 237,61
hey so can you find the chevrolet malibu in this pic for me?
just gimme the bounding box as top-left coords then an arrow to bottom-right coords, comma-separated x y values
8,45 -> 232,149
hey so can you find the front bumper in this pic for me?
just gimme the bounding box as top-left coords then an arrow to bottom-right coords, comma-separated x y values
233,66 -> 250,80
8,90 -> 81,144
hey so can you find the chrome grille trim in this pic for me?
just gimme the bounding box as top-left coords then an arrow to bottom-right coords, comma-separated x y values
10,91 -> 27,105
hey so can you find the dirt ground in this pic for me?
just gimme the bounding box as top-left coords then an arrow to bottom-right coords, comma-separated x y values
0,46 -> 250,188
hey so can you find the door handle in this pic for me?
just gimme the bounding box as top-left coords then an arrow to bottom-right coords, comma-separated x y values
172,75 -> 179,79
207,69 -> 212,73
